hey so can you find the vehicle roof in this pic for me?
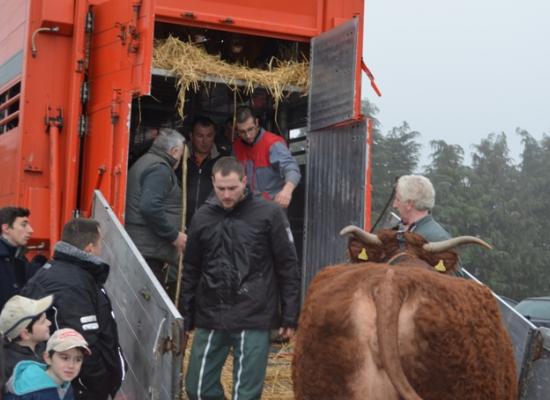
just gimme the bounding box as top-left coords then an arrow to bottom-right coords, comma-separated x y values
519,296 -> 550,302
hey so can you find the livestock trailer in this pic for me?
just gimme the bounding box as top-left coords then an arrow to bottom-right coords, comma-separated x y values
0,0 -> 373,397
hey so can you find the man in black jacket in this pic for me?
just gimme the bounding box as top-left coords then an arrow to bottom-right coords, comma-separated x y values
126,128 -> 187,291
0,207 -> 35,310
185,116 -> 221,225
21,218 -> 126,400
182,157 -> 300,400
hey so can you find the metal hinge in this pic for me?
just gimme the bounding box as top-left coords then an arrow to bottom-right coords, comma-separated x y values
45,107 -> 63,130
78,115 -> 88,137
85,10 -> 94,33
128,25 -> 140,53
111,89 -> 122,124
80,81 -> 89,105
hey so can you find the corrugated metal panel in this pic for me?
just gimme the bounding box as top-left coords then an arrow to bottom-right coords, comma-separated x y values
92,191 -> 183,400
302,121 -> 367,295
308,18 -> 358,131
523,329 -> 550,400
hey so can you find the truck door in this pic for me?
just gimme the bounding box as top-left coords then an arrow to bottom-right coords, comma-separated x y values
302,18 -> 371,293
79,0 -> 154,218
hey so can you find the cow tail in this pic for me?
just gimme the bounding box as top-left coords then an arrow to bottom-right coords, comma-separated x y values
375,269 -> 423,400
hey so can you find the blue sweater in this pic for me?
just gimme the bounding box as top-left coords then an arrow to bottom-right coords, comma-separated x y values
4,361 -> 74,400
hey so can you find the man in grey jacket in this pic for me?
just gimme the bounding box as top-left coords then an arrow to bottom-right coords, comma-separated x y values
392,175 -> 451,241
392,174 -> 464,276
125,128 -> 187,287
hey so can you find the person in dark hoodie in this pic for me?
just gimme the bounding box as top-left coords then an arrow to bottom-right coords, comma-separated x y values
0,207 -> 36,311
21,218 -> 126,400
125,128 -> 187,289
0,295 -> 53,380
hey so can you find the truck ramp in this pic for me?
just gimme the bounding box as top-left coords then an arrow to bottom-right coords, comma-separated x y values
463,269 -> 550,399
93,190 -> 184,400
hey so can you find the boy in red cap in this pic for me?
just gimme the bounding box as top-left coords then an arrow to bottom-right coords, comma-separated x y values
4,328 -> 90,400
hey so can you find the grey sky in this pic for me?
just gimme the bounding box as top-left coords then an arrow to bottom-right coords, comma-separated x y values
362,0 -> 550,166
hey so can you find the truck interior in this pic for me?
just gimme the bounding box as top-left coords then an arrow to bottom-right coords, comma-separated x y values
127,22 -> 311,261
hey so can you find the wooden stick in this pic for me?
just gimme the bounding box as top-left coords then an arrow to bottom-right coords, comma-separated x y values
174,144 -> 189,305
174,144 -> 189,399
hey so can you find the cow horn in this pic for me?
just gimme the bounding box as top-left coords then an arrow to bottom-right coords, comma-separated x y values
423,236 -> 493,253
339,225 -> 383,246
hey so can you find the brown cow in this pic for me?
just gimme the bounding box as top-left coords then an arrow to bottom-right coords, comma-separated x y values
292,227 -> 517,400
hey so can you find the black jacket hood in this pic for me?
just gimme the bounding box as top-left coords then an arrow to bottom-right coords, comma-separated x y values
52,241 -> 110,284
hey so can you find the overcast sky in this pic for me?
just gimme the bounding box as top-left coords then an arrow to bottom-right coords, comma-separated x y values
362,0 -> 550,167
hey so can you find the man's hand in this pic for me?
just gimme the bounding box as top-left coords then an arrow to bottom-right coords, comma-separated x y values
273,182 -> 296,208
278,327 -> 295,340
172,231 -> 187,254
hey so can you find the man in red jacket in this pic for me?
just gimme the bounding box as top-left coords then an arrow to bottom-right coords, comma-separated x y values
232,106 -> 301,208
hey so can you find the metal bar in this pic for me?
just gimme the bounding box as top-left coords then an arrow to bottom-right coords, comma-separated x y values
48,122 -> 61,251
152,67 -> 304,93
0,93 -> 20,112
0,110 -> 19,127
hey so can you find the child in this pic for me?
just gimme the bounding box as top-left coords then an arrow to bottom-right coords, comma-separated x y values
4,328 -> 91,400
0,295 -> 53,379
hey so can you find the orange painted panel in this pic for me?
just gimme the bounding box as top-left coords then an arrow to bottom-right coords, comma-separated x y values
156,0 -> 322,39
38,0 -> 75,35
80,0 -> 153,219
0,129 -> 20,206
24,186 -> 50,241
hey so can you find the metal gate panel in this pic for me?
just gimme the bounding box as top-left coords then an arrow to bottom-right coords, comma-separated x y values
523,328 -> 550,400
308,18 -> 358,131
92,191 -> 183,400
462,269 -> 550,398
302,121 -> 367,295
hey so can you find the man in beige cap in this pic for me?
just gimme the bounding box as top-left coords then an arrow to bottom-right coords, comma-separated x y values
0,295 -> 53,380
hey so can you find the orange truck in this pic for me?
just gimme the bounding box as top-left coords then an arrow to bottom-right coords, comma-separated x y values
1,0 -> 374,396
0,0 -> 372,261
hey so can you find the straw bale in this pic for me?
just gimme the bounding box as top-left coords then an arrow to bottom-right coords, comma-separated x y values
180,333 -> 295,400
153,36 -> 310,117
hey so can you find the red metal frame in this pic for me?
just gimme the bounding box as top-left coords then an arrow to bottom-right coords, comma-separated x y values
0,0 -> 368,251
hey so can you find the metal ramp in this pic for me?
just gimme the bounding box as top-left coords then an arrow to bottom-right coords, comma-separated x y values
462,269 -> 550,399
92,190 -> 184,400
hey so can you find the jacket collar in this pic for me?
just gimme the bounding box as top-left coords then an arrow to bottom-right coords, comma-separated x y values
189,143 -> 220,161
0,237 -> 17,257
148,145 -> 178,168
205,188 -> 254,211
240,128 -> 266,147
408,214 -> 434,232
52,241 -> 110,284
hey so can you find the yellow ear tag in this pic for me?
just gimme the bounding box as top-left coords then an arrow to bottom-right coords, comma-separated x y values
434,259 -> 446,272
358,248 -> 368,261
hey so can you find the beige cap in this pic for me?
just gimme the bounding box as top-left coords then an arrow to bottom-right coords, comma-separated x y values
0,295 -> 54,340
46,328 -> 91,356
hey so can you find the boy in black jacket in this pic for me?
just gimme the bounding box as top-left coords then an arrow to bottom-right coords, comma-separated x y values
21,218 -> 126,400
